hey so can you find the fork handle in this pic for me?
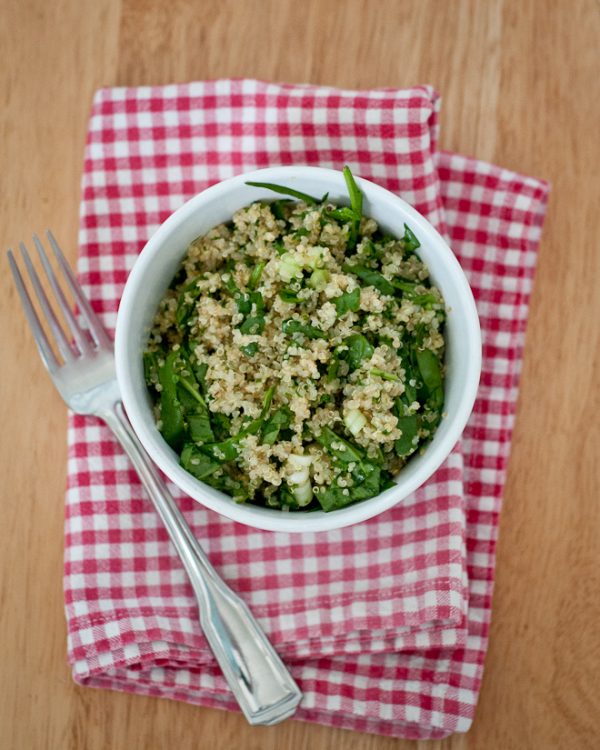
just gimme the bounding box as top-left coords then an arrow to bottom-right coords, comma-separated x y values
100,402 -> 303,726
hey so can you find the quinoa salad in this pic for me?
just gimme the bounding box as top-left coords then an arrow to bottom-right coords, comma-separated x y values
144,168 -> 446,512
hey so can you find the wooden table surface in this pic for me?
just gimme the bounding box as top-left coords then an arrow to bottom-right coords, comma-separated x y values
1,1 -> 599,748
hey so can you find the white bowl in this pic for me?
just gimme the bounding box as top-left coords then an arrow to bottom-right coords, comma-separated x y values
115,167 -> 481,533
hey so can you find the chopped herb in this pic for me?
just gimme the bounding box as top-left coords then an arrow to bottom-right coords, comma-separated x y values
224,275 -> 252,315
241,342 -> 259,357
273,239 -> 287,256
239,316 -> 265,335
361,239 -> 385,261
237,291 -> 266,334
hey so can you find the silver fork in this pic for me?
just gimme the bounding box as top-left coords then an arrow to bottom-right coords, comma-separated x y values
8,231 -> 302,726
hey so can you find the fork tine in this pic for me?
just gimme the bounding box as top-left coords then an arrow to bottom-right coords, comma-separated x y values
7,250 -> 59,373
19,242 -> 75,362
46,230 -> 112,349
33,234 -> 92,354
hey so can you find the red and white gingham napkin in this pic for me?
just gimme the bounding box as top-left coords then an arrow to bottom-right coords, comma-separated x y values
65,80 -> 549,739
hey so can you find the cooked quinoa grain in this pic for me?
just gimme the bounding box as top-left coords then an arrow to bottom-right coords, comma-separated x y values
144,170 -> 446,512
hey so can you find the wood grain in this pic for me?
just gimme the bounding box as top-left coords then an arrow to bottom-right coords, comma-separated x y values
1,0 -> 599,748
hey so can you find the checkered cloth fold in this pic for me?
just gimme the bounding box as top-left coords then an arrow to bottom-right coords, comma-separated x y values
65,80 -> 548,739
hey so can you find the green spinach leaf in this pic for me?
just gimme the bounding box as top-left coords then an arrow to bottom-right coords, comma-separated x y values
416,348 -> 443,409
343,264 -> 395,296
339,334 -> 374,372
402,223 -> 421,252
315,426 -> 364,463
279,288 -> 303,304
180,445 -> 222,480
261,407 -> 292,445
157,351 -> 185,450
282,318 -> 327,339
332,287 -> 360,317
175,277 -> 202,328
394,413 -> 419,457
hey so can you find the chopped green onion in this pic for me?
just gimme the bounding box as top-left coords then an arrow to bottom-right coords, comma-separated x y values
370,368 -> 400,382
246,181 -> 320,205
344,408 -> 367,436
247,261 -> 266,291
308,268 -> 329,289
291,479 -> 313,506
278,254 -> 303,282
343,166 -> 363,249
